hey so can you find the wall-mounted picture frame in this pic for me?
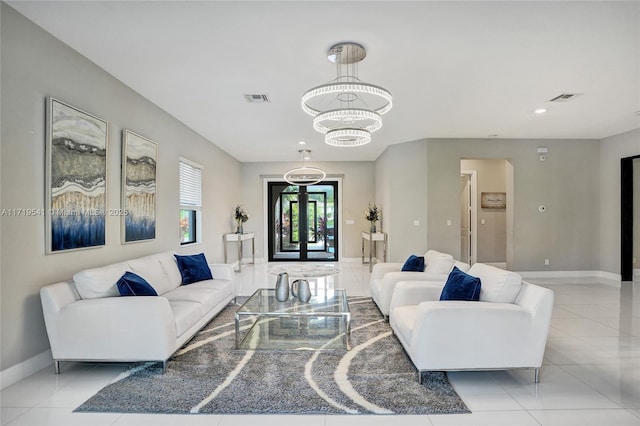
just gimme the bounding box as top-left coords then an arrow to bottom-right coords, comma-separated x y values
481,192 -> 507,209
122,130 -> 157,243
46,98 -> 108,253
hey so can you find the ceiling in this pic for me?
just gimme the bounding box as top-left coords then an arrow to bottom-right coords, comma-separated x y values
8,1 -> 640,162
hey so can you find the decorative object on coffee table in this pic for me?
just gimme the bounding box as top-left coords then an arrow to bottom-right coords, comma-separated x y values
275,272 -> 290,302
296,279 -> 311,302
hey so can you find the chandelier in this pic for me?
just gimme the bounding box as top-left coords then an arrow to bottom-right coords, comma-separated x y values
302,42 -> 392,147
283,149 -> 326,186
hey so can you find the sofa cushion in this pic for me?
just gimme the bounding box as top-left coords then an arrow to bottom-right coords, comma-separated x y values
424,250 -> 455,274
117,272 -> 158,297
439,267 -> 481,301
401,255 -> 425,272
164,280 -> 220,312
174,253 -> 213,285
126,255 -> 174,295
468,263 -> 522,303
155,252 -> 183,290
73,263 -> 129,299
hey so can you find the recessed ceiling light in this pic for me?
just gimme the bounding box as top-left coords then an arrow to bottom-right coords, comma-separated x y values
298,141 -> 306,145
534,108 -> 547,114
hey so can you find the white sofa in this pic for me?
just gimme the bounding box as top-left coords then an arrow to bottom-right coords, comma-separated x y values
40,251 -> 236,373
389,263 -> 554,383
370,250 -> 470,318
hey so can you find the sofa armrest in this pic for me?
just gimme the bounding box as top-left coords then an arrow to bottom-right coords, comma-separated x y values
44,296 -> 176,362
209,263 -> 235,282
371,262 -> 403,281
379,271 -> 448,311
389,281 -> 445,311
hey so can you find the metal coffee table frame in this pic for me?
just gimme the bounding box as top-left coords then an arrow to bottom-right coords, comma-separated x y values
235,288 -> 351,351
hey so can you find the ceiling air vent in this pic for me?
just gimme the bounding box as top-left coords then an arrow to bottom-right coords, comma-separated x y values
243,94 -> 271,103
548,93 -> 582,103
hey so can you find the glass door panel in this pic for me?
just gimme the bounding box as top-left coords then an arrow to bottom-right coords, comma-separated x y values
268,181 -> 338,261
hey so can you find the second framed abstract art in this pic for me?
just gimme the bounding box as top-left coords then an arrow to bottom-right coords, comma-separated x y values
122,130 -> 157,243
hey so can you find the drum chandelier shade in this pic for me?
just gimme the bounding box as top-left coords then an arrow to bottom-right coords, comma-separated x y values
283,149 -> 326,186
301,42 -> 392,147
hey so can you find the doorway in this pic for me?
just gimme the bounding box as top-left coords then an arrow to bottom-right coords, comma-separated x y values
460,159 -> 512,268
267,181 -> 338,261
621,155 -> 640,281
460,171 -> 477,265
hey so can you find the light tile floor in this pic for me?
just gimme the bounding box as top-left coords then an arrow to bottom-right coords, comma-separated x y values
2,262 -> 639,426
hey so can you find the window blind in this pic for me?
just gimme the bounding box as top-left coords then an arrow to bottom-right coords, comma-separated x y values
179,159 -> 202,207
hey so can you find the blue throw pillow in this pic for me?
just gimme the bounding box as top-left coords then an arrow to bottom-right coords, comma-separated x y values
440,266 -> 481,301
401,255 -> 425,272
174,253 -> 213,285
117,271 -> 158,296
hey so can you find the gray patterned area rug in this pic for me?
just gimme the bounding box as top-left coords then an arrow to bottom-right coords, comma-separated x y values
75,297 -> 469,415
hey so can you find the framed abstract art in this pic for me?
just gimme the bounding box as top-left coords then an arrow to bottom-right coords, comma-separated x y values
122,130 -> 157,243
46,98 -> 108,253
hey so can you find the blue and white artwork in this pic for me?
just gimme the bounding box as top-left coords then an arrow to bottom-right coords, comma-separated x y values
47,98 -> 108,253
123,130 -> 157,243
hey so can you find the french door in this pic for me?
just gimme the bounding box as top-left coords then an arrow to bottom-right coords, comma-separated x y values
268,181 -> 338,261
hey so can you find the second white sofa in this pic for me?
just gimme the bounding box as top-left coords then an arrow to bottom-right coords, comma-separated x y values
370,249 -> 470,317
389,263 -> 554,383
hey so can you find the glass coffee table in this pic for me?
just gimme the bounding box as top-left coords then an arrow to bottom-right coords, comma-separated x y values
235,288 -> 351,351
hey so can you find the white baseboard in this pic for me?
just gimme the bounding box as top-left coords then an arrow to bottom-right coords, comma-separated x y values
1,349 -> 53,390
518,270 -> 622,286
340,257 -> 362,263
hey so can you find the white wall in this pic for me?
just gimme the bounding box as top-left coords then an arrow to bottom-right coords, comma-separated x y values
240,161 -> 375,260
0,3 -> 241,372
599,129 -> 640,274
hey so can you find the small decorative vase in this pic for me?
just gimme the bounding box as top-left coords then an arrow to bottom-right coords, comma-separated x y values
236,221 -> 243,234
370,222 -> 377,233
297,279 -> 311,303
275,272 -> 289,302
291,279 -> 300,298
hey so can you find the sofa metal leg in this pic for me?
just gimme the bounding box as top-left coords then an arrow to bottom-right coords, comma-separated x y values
162,361 -> 168,373
54,360 -> 60,375
418,370 -> 423,384
534,368 -> 540,383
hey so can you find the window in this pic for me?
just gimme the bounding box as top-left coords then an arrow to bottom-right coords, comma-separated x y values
179,158 -> 202,245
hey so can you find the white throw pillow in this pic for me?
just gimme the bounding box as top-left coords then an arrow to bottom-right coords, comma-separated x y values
156,251 -> 183,290
73,263 -> 129,299
127,254 -> 174,295
468,263 -> 522,303
424,250 -> 455,274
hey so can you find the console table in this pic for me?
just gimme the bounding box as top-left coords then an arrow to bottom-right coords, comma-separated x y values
362,231 -> 387,272
223,232 -> 255,272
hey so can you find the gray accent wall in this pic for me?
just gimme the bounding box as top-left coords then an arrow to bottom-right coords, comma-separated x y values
378,138 -> 602,271
374,140 -> 429,260
1,4 -> 241,371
